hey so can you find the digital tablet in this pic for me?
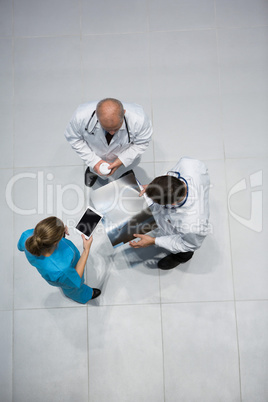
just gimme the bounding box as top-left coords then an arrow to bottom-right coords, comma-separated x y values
75,206 -> 103,239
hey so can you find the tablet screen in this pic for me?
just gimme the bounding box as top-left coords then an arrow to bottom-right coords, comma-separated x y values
76,208 -> 102,237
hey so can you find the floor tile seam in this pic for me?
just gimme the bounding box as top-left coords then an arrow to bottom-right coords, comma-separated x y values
22,30 -> 145,41
225,156 -> 268,161
81,27 -> 222,38
0,26 -> 244,41
216,24 -> 268,31
10,164 -> 84,170
81,31 -> 149,38
137,161 -> 156,164
79,0 -> 85,105
87,302 -> 162,308
154,157 -> 225,163
157,241 -> 164,400
154,157 -> 268,163
13,306 -> 87,312
145,0 -> 156,176
86,306 -> 90,402
214,12 -> 226,162
223,152 -> 243,401
0,167 -> 17,171
160,299 -> 235,305
8,159 -> 266,170
235,299 -> 268,303
232,300 -> 243,402
150,25 -> 268,34
8,25 -> 268,41
3,159 -> 239,170
11,299 -> 253,311
150,27 -> 217,35
12,298 -> 268,312
12,34 -> 82,40
12,1 -> 15,401
159,302 -> 166,402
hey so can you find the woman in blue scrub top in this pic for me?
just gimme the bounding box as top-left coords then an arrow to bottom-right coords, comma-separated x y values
17,216 -> 101,303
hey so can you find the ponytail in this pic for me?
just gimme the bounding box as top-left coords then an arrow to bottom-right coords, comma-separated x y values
25,217 -> 65,256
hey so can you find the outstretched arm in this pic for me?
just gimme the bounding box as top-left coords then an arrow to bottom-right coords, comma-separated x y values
75,235 -> 93,278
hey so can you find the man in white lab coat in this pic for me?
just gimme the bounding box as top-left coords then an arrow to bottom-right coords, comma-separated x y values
130,157 -> 210,270
65,98 -> 153,187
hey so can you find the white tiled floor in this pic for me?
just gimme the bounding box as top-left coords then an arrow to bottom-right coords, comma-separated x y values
1,1 -> 267,401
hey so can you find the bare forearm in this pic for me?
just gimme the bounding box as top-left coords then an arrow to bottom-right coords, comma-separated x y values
75,249 -> 90,278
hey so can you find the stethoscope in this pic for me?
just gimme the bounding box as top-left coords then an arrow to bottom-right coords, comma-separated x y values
164,171 -> 189,209
85,110 -> 131,143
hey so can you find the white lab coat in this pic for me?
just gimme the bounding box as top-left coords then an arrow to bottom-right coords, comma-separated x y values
153,157 -> 210,253
64,101 -> 152,172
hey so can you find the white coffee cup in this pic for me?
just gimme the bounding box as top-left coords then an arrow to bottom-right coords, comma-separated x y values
99,162 -> 111,176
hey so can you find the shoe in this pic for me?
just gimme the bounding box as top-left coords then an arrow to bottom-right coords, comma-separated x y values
91,288 -> 101,300
85,167 -> 98,187
158,251 -> 194,270
157,254 -> 182,270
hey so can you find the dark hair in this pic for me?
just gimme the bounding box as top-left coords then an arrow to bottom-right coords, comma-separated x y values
25,216 -> 65,257
145,176 -> 186,205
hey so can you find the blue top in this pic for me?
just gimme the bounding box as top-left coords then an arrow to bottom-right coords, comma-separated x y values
17,229 -> 82,289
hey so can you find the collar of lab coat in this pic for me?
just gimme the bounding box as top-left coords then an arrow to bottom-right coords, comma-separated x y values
88,116 -> 126,134
96,118 -> 127,146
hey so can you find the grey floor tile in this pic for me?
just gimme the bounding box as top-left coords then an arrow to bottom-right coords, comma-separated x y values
133,162 -> 155,184
0,310 -> 12,402
81,0 -> 148,35
148,0 -> 215,31
14,308 -> 88,402
162,302 -> 241,402
0,0 -> 12,36
226,158 -> 268,300
216,0 -> 268,28
218,27 -> 268,158
14,36 -> 82,167
139,140 -> 155,164
0,102 -> 13,169
0,37 -> 13,104
0,169 -> 14,310
236,301 -> 268,402
0,37 -> 13,168
81,33 -> 151,114
89,243 -> 162,306
14,36 -> 82,105
13,0 -> 80,37
88,305 -> 164,402
150,29 -> 223,162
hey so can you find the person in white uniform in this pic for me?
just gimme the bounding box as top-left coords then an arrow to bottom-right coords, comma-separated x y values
64,98 -> 153,187
129,157 -> 210,270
